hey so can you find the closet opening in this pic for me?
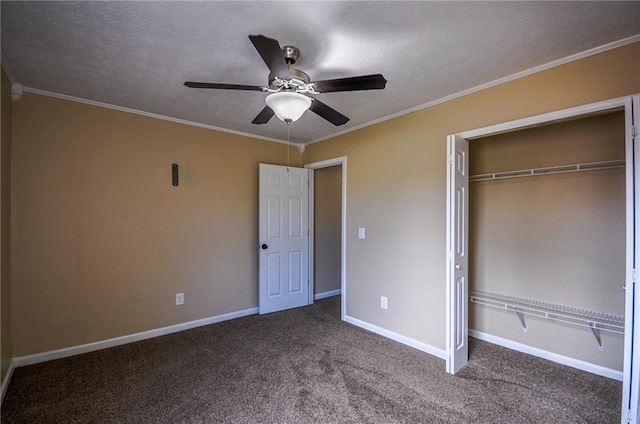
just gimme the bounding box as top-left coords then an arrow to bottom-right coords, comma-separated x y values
445,95 -> 640,423
469,110 -> 626,376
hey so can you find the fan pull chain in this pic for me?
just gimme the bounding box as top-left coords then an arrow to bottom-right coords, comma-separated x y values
286,122 -> 290,171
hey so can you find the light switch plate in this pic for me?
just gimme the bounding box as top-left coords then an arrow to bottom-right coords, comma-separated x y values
358,227 -> 365,239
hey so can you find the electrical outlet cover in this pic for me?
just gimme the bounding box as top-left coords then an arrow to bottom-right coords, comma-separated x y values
381,296 -> 388,309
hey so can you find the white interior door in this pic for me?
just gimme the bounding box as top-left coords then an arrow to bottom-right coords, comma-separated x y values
259,164 -> 310,314
622,96 -> 640,424
446,134 -> 469,374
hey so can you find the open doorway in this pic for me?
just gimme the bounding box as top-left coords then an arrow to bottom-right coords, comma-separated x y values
312,165 -> 342,301
306,157 -> 347,320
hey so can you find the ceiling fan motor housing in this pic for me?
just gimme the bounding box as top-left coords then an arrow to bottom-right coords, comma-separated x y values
281,45 -> 300,64
268,67 -> 311,92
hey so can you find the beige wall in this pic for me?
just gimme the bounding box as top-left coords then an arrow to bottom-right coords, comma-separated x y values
313,165 -> 342,295
1,69 -> 13,382
10,94 -> 302,356
305,42 -> 640,353
5,41 -> 640,367
470,112 -> 625,369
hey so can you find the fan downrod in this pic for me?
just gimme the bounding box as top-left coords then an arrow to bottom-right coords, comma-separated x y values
268,45 -> 311,91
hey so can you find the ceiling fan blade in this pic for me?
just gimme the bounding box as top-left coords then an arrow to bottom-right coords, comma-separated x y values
313,74 -> 387,93
251,106 -> 275,125
184,82 -> 265,91
309,98 -> 349,126
248,34 -> 290,80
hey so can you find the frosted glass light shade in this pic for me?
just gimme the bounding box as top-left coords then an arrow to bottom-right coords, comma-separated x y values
266,92 -> 312,123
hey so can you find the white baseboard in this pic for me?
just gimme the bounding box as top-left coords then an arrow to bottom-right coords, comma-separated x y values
13,307 -> 259,368
314,289 -> 341,300
344,314 -> 447,359
1,359 -> 15,405
469,329 -> 623,381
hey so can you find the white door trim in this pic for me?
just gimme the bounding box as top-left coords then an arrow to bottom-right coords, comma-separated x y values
458,95 -> 634,140
446,94 -> 639,423
305,156 -> 347,321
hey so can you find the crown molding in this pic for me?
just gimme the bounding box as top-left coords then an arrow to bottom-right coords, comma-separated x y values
22,87 -> 290,145
305,34 -> 640,146
13,34 -> 640,147
0,51 -> 17,86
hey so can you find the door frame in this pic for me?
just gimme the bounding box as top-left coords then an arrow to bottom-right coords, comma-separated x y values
305,156 -> 347,320
446,94 -> 639,423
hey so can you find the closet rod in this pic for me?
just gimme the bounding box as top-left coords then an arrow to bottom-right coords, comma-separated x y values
470,159 -> 625,182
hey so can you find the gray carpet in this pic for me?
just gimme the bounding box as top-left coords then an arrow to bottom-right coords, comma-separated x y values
1,296 -> 620,423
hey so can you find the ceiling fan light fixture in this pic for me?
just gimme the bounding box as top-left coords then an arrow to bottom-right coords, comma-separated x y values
266,92 -> 312,124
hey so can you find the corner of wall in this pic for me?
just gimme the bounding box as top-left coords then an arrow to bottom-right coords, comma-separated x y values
1,66 -> 14,390
0,359 -> 15,405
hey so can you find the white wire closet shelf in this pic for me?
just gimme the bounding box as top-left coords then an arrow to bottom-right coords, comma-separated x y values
470,159 -> 625,182
469,290 -> 625,351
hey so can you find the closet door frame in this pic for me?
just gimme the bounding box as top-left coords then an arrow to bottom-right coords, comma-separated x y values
445,94 -> 639,424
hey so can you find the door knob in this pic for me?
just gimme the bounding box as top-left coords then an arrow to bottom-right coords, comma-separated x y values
261,243 -> 268,250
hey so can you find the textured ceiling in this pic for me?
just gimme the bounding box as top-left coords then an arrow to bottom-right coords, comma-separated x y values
2,1 -> 639,145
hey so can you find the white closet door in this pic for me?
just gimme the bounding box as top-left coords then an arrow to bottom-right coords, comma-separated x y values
446,134 -> 469,374
622,96 -> 640,424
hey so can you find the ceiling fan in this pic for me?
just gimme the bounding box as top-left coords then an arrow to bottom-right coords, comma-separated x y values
184,34 -> 387,126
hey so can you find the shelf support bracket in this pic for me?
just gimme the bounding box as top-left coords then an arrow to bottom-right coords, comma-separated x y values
513,308 -> 527,333
588,321 -> 604,351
